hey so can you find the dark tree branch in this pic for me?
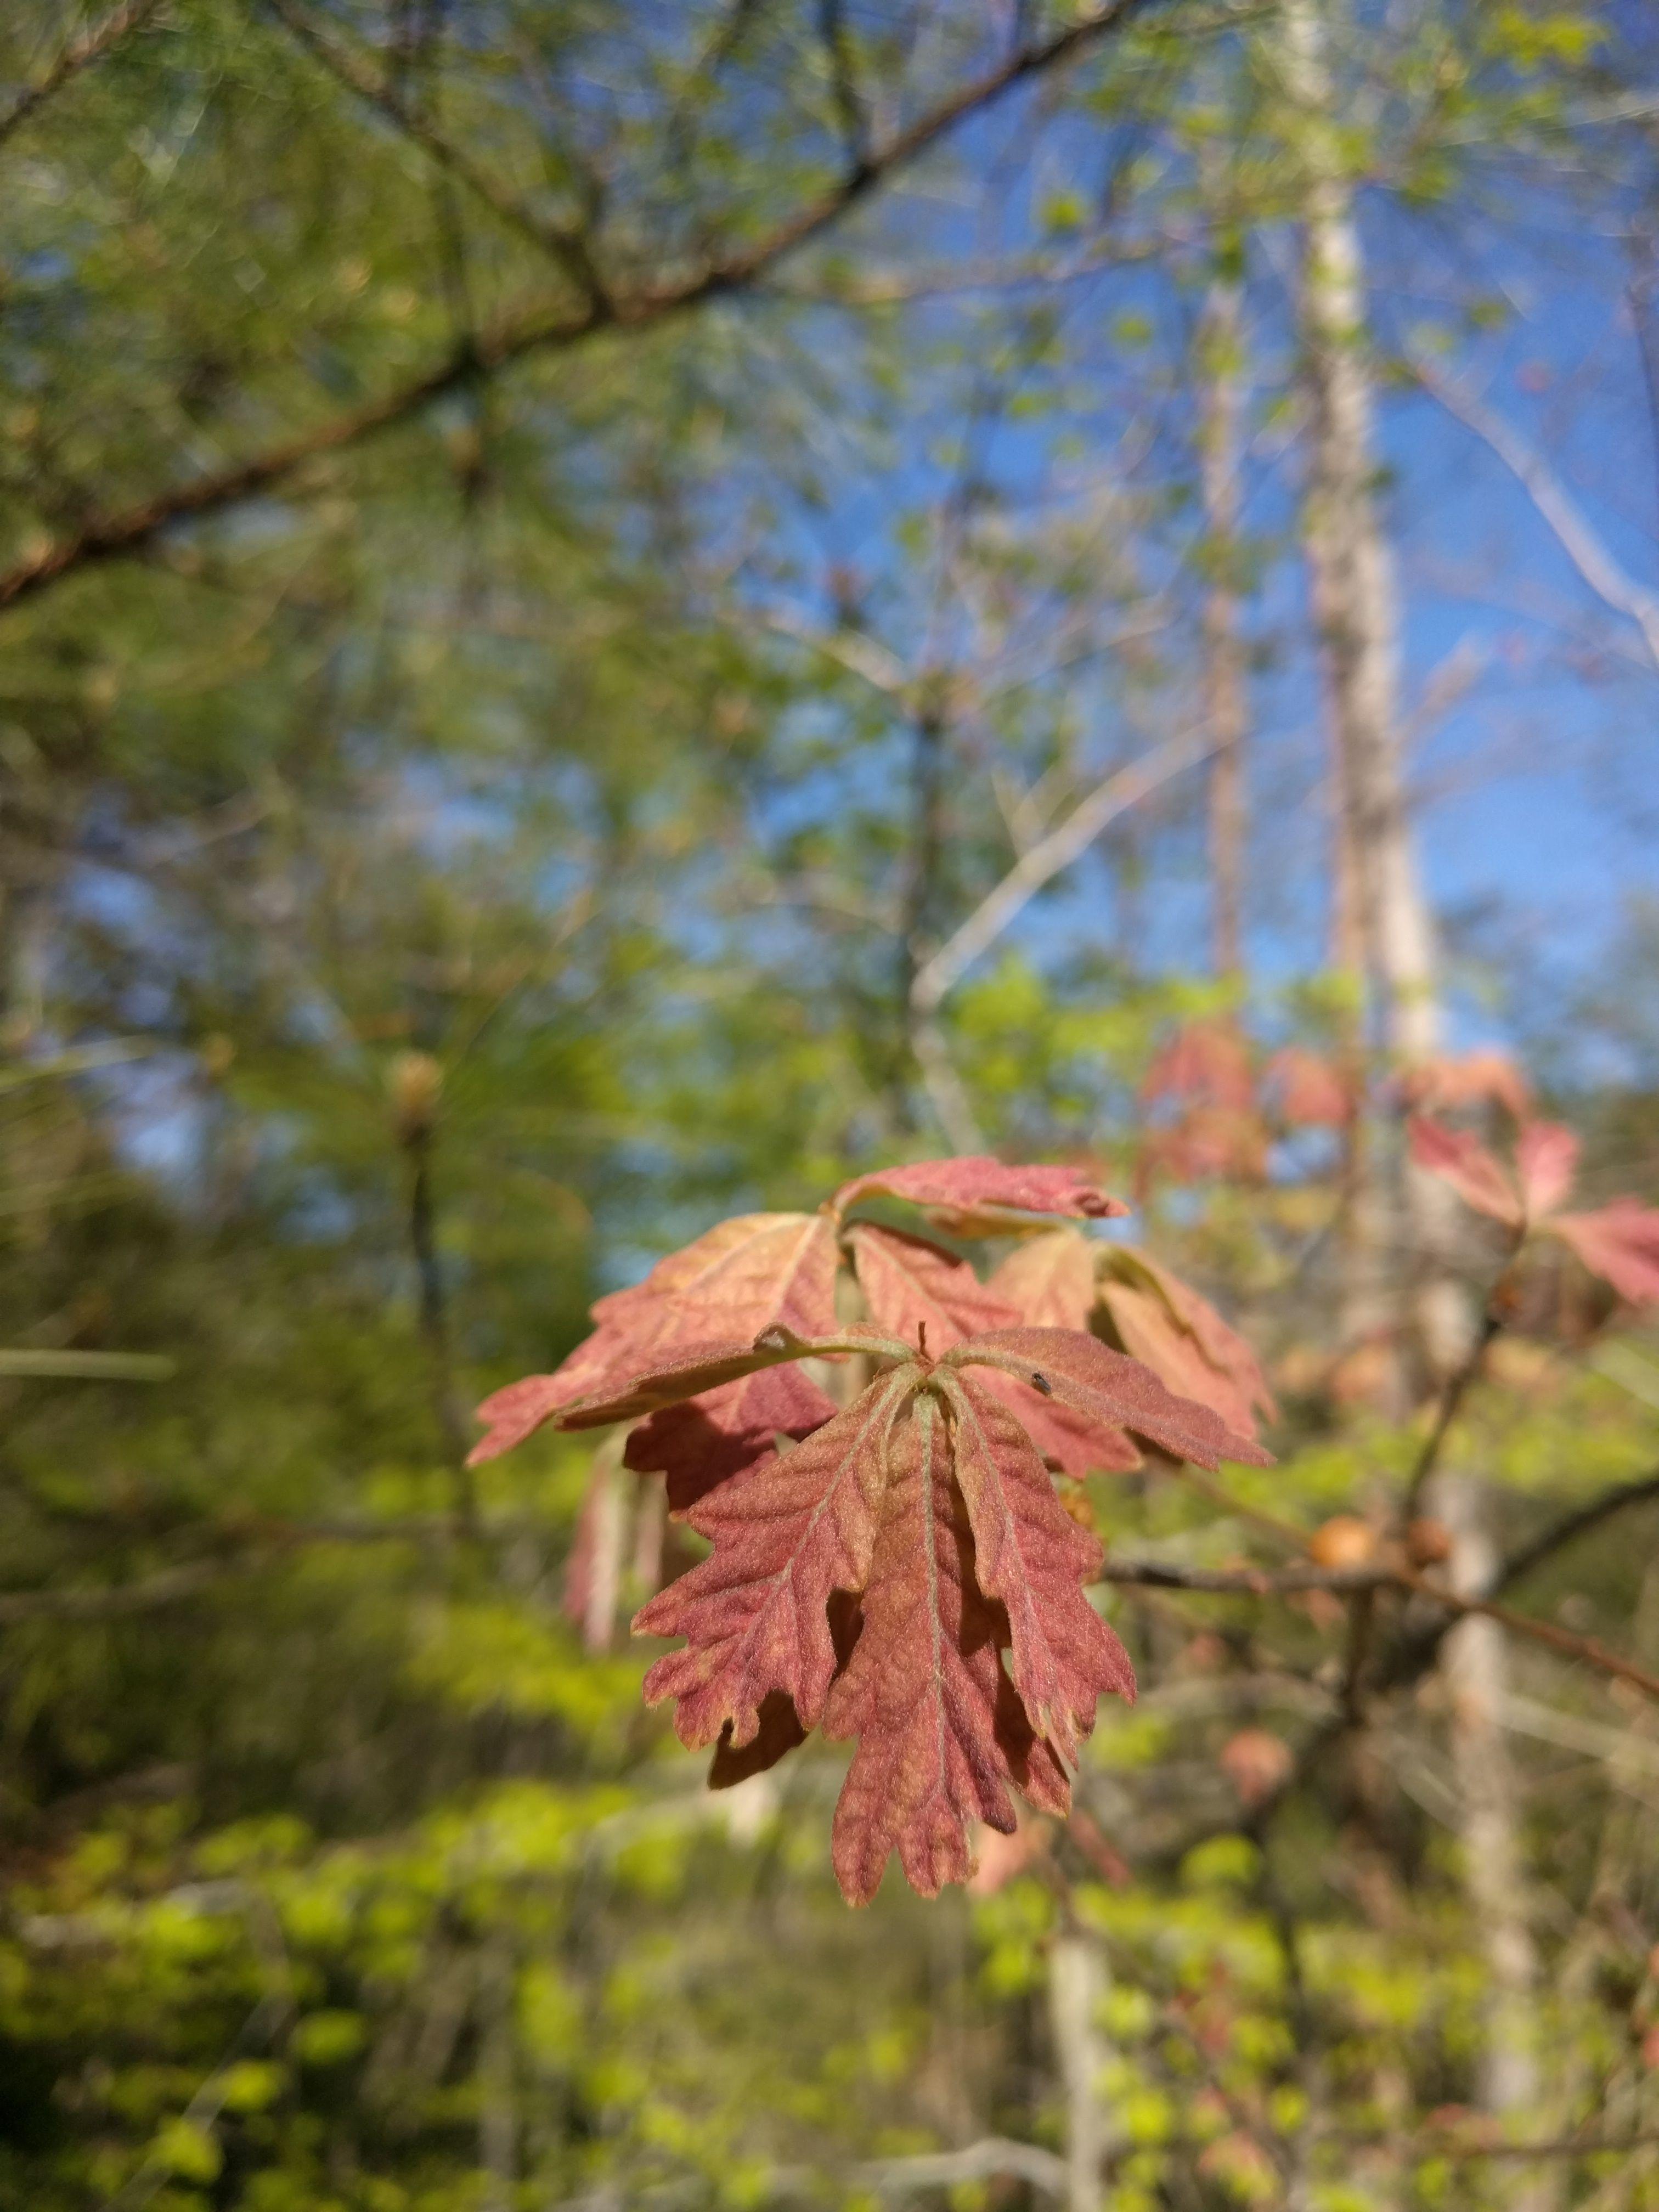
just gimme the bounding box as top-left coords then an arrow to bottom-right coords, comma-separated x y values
0,0 -> 1166,613
817,0 -> 871,176
0,0 -> 163,152
1495,1466 -> 1659,1596
261,0 -> 610,308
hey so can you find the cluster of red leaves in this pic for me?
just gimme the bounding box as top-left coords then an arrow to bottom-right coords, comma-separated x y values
1141,1022 -> 1535,1189
472,1158 -> 1271,1904
1409,1116 -> 1659,1304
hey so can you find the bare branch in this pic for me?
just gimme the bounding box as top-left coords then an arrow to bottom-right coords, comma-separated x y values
0,0 -> 1167,614
0,1561 -> 227,1625
0,0 -> 163,152
910,725 -> 1221,1013
1496,1467 -> 1659,1596
1415,356 -> 1659,676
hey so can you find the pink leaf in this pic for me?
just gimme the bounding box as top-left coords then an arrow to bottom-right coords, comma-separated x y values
624,1363 -> 840,1513
832,1155 -> 1126,1231
848,1223 -> 1022,1353
1550,1201 -> 1659,1305
941,1373 -> 1135,1763
1407,1116 -> 1522,1229
1514,1120 -> 1579,1223
634,1370 -> 916,1751
945,1327 -> 1272,1470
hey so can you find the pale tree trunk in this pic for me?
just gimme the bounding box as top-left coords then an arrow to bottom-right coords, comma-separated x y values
1438,1476 -> 1545,2175
1282,0 -> 1468,1390
1282,3 -> 1543,2181
1048,1930 -> 1112,2212
1197,239 -> 1248,983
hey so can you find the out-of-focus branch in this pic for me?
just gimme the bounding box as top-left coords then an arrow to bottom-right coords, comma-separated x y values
262,0 -> 609,307
1415,357 -> 1659,675
0,0 -> 163,151
910,726 -> 1221,1014
0,0 -> 1169,613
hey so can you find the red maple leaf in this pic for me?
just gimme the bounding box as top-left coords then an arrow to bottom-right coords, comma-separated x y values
1263,1046 -> 1354,1130
472,1159 -> 1278,1904
833,1154 -> 1126,1234
988,1227 -> 1276,1443
1410,1114 -> 1659,1307
469,1210 -> 840,1466
1143,1022 -> 1256,1114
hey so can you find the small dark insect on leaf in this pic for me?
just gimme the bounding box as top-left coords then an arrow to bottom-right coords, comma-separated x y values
1028,1371 -> 1053,1397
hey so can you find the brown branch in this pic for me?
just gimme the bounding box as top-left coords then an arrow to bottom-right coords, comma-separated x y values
0,0 -> 163,152
1496,1467 -> 1659,1595
0,1560 -> 227,1624
1099,1557 -> 1384,1595
0,0 -> 1164,613
1399,1297 -> 1505,1525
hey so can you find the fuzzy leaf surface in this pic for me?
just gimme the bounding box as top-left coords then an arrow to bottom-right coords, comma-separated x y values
848,1223 -> 1022,1352
633,1370 -> 916,1750
1098,1248 -> 1276,1438
833,1156 -> 1125,1231
945,1327 -> 1271,1469
986,1228 -> 1098,1329
939,1373 -> 1135,1761
469,1210 -> 839,1463
821,1396 -> 1026,1904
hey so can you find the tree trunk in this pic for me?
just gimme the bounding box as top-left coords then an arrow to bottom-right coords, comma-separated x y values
1197,245 -> 1249,983
1048,1930 -> 1111,2212
1438,1472 -> 1546,2193
1282,0 -> 1467,1389
1283,8 -> 1539,2178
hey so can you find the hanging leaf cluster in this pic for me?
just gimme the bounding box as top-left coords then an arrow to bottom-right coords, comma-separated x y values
473,1159 -> 1271,1902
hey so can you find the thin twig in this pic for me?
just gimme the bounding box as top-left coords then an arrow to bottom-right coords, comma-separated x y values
910,726 -> 1222,1013
1400,1300 -> 1504,1525
1414,355 -> 1659,676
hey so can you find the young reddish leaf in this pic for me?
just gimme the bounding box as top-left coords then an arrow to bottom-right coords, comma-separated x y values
707,1590 -> 864,1788
939,1372 -> 1135,1762
822,1396 -> 1026,1904
945,1327 -> 1272,1469
1141,1106 -> 1268,1185
623,1362 -> 839,1513
622,1209 -> 842,1340
471,1366 -> 599,1466
979,1377 -> 1144,1478
832,1156 -> 1126,1231
982,1230 -> 1142,1473
847,1222 -> 1022,1352
1263,1046 -> 1353,1128
1550,1201 -> 1659,1305
633,1370 -> 917,1752
1514,1120 -> 1579,1223
1143,1022 -> 1255,1113
1407,1116 -> 1522,1229
986,1227 -> 1098,1330
1402,1049 -> 1530,1120
1098,1249 -> 1276,1438
556,1335 -> 824,1431
469,1211 -> 839,1464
